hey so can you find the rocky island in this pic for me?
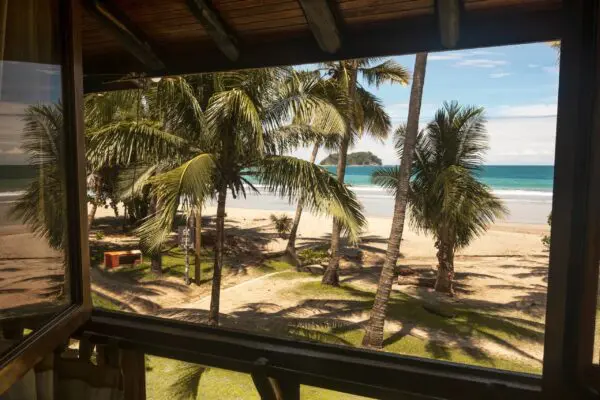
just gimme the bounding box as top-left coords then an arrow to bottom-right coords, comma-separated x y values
320,151 -> 382,166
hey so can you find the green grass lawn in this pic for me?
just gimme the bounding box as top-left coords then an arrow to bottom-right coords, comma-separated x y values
92,243 -> 543,397
146,356 -> 371,400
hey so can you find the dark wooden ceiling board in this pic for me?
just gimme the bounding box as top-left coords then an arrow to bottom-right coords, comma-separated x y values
464,0 -> 561,11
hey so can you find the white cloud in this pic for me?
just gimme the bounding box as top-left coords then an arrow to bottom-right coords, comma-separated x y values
429,53 -> 464,61
486,117 -> 556,164
493,104 -> 557,118
489,72 -> 511,79
386,102 -> 438,123
543,66 -> 559,74
469,50 -> 505,56
0,147 -> 23,154
455,59 -> 508,68
291,116 -> 556,165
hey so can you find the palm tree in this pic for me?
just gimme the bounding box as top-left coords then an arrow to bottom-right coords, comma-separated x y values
320,58 -> 410,286
362,53 -> 429,348
87,78 -> 204,275
92,69 -> 366,326
382,102 -> 506,297
285,141 -> 320,268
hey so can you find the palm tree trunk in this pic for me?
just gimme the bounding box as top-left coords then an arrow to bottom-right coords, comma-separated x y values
209,186 -> 227,326
149,196 -> 162,275
321,135 -> 349,286
434,238 -> 455,295
286,142 -> 320,269
194,208 -> 202,284
362,52 -> 428,348
87,203 -> 98,230
323,61 -> 360,286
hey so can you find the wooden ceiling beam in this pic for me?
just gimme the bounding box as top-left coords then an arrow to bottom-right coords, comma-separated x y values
83,8 -> 562,81
86,0 -> 165,71
436,0 -> 461,48
185,0 -> 239,61
297,0 -> 341,53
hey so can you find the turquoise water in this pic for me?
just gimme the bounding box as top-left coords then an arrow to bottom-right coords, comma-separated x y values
0,164 -> 554,195
323,165 -> 554,193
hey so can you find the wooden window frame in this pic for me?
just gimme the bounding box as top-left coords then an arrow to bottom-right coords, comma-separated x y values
0,0 -> 91,394
81,1 -> 600,396
82,1 -> 600,398
3,0 -> 599,398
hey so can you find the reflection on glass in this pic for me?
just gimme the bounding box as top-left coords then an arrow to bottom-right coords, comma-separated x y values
90,43 -> 556,375
0,0 -> 68,354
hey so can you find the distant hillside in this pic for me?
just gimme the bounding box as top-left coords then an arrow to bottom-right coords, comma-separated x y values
320,151 -> 382,166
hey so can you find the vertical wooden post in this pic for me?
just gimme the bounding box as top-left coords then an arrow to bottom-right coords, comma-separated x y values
121,349 -> 146,400
251,358 -> 299,400
542,0 -> 600,397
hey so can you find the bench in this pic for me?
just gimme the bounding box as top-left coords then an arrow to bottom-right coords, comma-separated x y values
103,250 -> 143,269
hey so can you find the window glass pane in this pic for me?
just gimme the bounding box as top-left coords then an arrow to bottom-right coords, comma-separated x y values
89,42 -> 556,375
0,0 -> 68,354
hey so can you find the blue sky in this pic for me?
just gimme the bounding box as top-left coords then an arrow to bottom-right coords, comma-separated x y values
293,42 -> 559,165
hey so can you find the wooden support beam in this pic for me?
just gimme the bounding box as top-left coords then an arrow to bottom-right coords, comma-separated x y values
298,0 -> 341,53
86,0 -> 165,71
251,358 -> 300,400
185,0 -> 239,61
436,0 -> 461,48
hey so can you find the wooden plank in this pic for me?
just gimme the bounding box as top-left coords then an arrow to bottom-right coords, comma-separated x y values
186,0 -> 239,61
436,0 -> 461,48
86,0 -> 165,71
297,0 -> 341,53
542,0 -> 600,398
121,349 -> 147,400
83,7 -> 561,78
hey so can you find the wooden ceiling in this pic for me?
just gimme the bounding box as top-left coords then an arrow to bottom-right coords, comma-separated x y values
81,0 -> 562,91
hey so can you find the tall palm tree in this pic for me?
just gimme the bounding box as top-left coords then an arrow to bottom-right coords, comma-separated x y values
93,69 -> 366,326
362,53 -> 429,348
320,58 -> 410,286
408,102 -> 507,294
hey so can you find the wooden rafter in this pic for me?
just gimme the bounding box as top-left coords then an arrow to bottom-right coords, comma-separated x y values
185,0 -> 239,61
436,0 -> 461,48
298,0 -> 341,53
86,0 -> 165,71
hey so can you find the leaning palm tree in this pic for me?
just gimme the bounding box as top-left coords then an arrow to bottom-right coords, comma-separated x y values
408,102 -> 506,295
320,58 -> 410,286
106,69 -> 365,326
362,52 -> 429,348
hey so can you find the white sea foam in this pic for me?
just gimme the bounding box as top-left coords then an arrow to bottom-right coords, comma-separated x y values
0,191 -> 24,198
492,189 -> 553,198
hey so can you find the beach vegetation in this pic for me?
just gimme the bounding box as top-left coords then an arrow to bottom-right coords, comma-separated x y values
270,213 -> 293,238
320,58 -> 411,287
406,101 -> 507,295
542,213 -> 552,249
89,69 -> 366,326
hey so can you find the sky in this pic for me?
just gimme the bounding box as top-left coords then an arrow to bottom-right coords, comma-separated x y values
292,42 -> 560,166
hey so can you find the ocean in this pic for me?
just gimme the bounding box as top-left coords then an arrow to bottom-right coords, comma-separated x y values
0,165 -> 554,223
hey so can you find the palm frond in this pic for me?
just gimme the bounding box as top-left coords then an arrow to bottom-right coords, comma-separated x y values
254,156 -> 366,243
354,87 -> 391,140
360,59 -> 411,88
166,362 -> 207,400
408,102 -> 507,249
87,120 -> 188,168
136,154 -> 215,252
371,166 -> 402,197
